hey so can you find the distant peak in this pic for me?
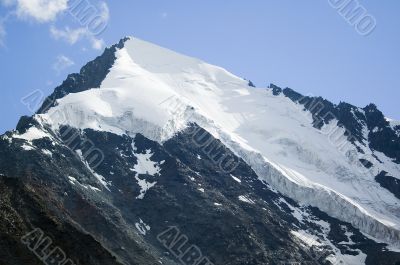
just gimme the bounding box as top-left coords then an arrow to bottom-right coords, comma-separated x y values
364,103 -> 379,112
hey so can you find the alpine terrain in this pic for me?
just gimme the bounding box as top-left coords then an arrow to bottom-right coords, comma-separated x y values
1,37 -> 400,265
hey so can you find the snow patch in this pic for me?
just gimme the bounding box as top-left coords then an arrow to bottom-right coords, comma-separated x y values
1,135 -> 12,144
131,144 -> 163,199
277,198 -> 308,223
42,149 -> 52,157
68,176 -> 101,192
13,127 -> 48,142
76,149 -> 111,191
238,195 -> 255,204
21,144 -> 34,151
68,176 -> 77,185
291,230 -> 323,247
291,223 -> 367,264
230,174 -> 241,183
135,219 -> 150,235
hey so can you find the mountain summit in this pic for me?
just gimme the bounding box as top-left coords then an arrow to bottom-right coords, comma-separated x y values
1,37 -> 400,265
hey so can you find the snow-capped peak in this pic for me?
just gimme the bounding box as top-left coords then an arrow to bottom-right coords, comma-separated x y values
38,37 -> 400,248
43,37 -> 248,141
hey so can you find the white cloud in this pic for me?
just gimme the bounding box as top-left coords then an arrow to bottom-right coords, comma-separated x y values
50,25 -> 105,50
16,0 -> 68,23
90,36 -> 104,50
1,0 -> 68,22
50,26 -> 86,44
49,1 -> 109,50
53,55 -> 74,74
0,0 -> 110,50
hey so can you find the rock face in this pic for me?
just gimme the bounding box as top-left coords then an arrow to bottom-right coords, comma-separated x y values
375,171 -> 400,200
1,37 -> 400,265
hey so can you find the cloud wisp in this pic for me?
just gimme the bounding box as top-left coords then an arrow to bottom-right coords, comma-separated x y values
1,0 -> 69,23
49,0 -> 109,51
53,54 -> 75,74
0,0 -> 110,50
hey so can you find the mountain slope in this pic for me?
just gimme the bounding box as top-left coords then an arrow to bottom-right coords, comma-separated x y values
1,37 -> 400,265
41,37 -> 400,246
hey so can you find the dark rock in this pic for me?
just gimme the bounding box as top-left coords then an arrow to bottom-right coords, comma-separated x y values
375,171 -> 400,200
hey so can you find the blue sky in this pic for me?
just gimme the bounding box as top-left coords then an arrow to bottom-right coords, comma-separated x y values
0,1 -> 399,133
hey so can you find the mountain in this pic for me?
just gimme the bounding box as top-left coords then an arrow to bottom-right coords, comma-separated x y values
1,37 -> 400,265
